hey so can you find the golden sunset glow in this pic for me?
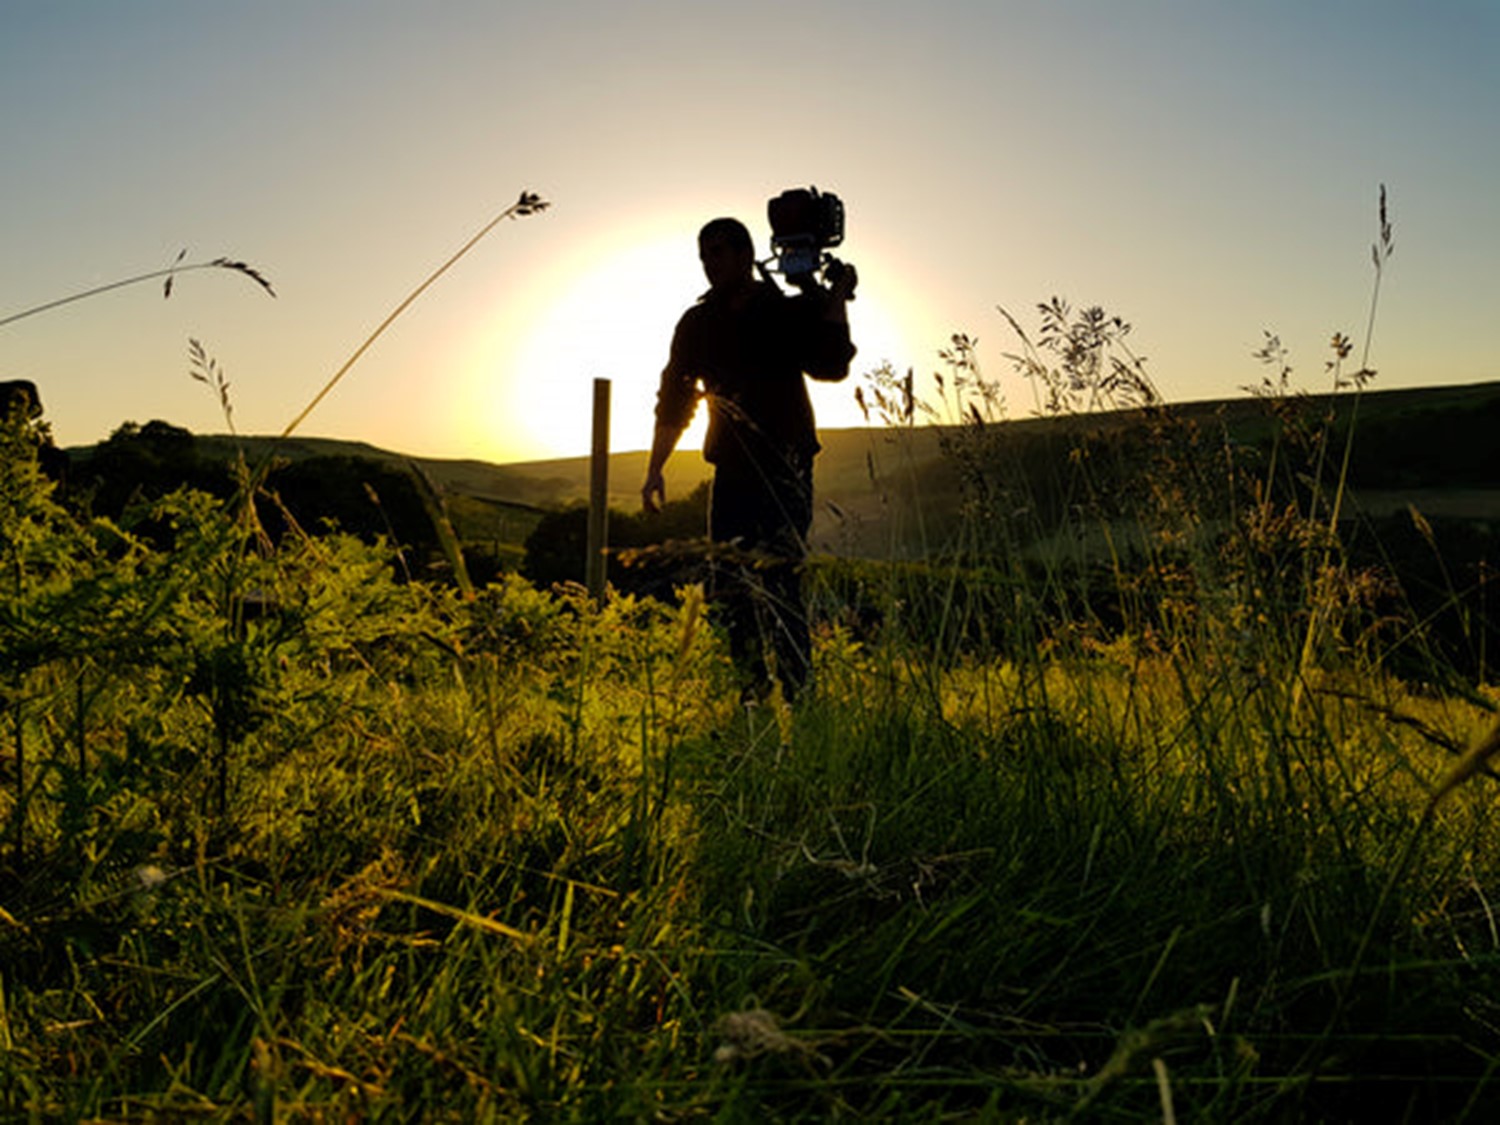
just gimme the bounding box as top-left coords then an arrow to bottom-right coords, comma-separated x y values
504,235 -> 705,460
2,4 -> 1494,463
452,233 -> 923,462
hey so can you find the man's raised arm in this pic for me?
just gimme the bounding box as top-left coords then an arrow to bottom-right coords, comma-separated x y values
803,262 -> 859,382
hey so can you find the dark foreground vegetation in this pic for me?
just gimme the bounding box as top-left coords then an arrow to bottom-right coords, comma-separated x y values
6,348 -> 1500,1122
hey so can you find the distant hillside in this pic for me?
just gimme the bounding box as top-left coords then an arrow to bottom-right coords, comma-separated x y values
68,377 -> 1500,556
811,380 -> 1500,554
174,435 -> 716,517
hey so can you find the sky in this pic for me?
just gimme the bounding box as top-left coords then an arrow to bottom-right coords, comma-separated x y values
2,1 -> 1496,465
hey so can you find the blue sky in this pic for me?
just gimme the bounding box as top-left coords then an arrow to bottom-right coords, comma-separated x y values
2,1 -> 1495,461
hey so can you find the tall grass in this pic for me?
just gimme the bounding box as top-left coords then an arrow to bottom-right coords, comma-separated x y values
2,185 -> 1499,1120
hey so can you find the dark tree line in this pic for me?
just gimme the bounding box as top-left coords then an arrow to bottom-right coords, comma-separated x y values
72,421 -> 439,563
70,420 -> 713,598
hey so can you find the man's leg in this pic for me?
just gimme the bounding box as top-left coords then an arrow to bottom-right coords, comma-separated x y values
768,459 -> 816,705
711,457 -> 814,704
764,557 -> 811,702
709,470 -> 773,704
756,458 -> 814,703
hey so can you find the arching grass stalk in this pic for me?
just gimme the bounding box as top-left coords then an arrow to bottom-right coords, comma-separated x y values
0,252 -> 275,329
235,190 -> 549,605
274,190 -> 549,444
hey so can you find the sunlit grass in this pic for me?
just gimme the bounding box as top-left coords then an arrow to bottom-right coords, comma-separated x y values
2,487 -> 1498,1118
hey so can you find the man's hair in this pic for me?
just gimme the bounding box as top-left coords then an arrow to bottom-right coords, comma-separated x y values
698,217 -> 754,256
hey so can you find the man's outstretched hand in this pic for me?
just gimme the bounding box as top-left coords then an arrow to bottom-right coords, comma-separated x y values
641,467 -> 666,514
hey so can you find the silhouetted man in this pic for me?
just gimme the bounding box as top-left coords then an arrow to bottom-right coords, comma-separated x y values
642,217 -> 856,704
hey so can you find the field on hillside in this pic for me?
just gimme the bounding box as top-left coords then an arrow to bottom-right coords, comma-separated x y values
11,308 -> 1500,1119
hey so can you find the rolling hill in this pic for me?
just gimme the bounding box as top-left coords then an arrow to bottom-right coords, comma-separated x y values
69,377 -> 1500,558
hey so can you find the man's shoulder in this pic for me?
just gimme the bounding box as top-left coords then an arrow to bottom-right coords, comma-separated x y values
675,282 -> 804,344
672,300 -> 712,346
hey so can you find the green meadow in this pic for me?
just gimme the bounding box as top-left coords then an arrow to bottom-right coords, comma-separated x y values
5,196 -> 1500,1121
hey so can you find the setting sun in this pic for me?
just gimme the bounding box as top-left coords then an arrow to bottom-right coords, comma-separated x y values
505,235 -> 704,460
456,229 -> 922,463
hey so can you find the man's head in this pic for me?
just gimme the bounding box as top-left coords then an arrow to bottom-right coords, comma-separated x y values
698,218 -> 755,293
